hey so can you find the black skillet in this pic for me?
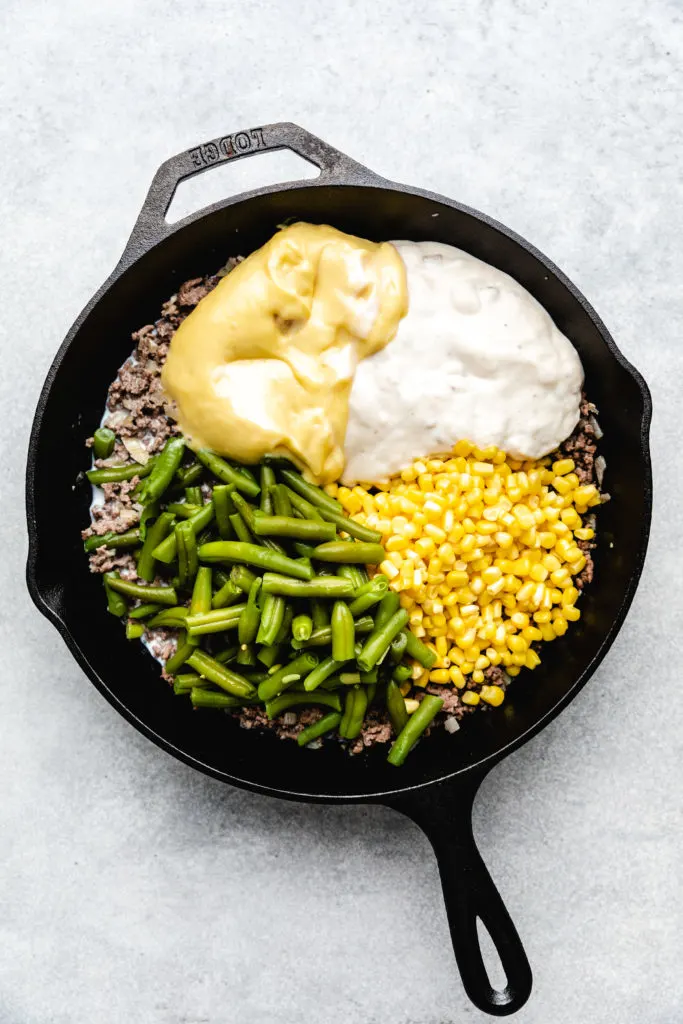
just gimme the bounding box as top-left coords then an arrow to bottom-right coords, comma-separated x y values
25,123 -> 652,1016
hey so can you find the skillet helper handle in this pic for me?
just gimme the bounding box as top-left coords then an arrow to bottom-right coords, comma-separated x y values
121,121 -> 385,262
390,776 -> 532,1016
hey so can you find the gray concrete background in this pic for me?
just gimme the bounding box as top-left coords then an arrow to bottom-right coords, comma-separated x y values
2,1 -> 681,1021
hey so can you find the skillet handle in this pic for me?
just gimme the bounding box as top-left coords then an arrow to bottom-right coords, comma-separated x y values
121,121 -> 387,263
387,774 -> 532,1016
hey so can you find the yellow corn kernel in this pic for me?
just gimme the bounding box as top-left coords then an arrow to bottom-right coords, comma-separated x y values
562,586 -> 580,607
480,684 -> 505,706
516,581 -> 535,603
552,617 -> 568,636
404,699 -> 420,714
540,623 -> 556,641
446,666 -> 464,688
472,461 -> 495,476
511,611 -> 529,629
574,527 -> 595,541
522,625 -> 543,643
414,537 -> 436,559
461,691 -> 480,706
574,484 -> 600,506
471,669 -> 484,683
507,665 -> 521,676
542,553 -> 562,572
552,458 -> 575,476
380,560 -> 399,580
399,681 -> 411,696
553,475 -> 573,495
386,535 -> 409,552
429,669 -> 450,684
533,610 -> 552,623
508,634 -> 528,653
564,605 -> 581,621
525,649 -> 541,669
486,647 -> 502,666
461,661 -> 474,675
529,563 -> 549,582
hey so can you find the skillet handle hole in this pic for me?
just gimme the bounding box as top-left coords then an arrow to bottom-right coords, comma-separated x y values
477,915 -> 509,993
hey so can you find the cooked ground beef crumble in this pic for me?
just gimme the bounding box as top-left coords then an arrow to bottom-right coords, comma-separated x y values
83,268 -> 602,751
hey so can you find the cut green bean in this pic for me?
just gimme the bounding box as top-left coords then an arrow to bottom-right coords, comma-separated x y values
292,614 -> 313,642
297,712 -> 342,746
165,502 -> 201,519
357,608 -> 409,673
229,512 -> 252,543
375,592 -> 401,630
87,459 -> 155,485
278,468 -> 343,513
392,663 -> 413,683
104,573 -> 177,606
347,575 -> 389,616
152,503 -> 214,564
310,598 -> 330,630
136,437 -> 185,506
186,605 -> 246,636
125,620 -> 145,640
173,461 -> 203,491
284,487 -> 324,523
292,615 -> 374,649
331,601 -> 355,661
191,688 -> 250,709
230,565 -> 260,593
271,483 -> 293,517
172,673 -> 206,694
252,515 -> 336,543
312,541 -> 385,564
256,644 -> 282,669
293,542 -> 317,559
92,426 -> 116,460
188,567 -> 212,645
196,449 -> 260,497
176,519 -> 199,588
198,542 -> 314,580
215,645 -> 239,664
339,687 -> 369,740
265,691 -> 342,719
390,630 -> 408,663
128,602 -> 162,619
337,564 -> 368,589
236,644 -> 258,666
238,578 -> 262,645
213,484 -> 236,538
260,465 -> 276,513
404,630 -> 438,668
386,679 -> 409,735
211,579 -> 243,609
387,695 -> 444,766
256,593 -> 285,646
186,649 -> 256,698
260,573 -> 354,598
164,633 -> 194,674
147,607 -> 188,629
303,654 -> 348,692
258,652 -> 319,701
184,486 -> 201,505
84,528 -> 141,553
339,672 -> 361,685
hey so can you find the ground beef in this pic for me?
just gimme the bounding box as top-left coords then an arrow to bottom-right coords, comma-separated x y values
85,267 -> 603,753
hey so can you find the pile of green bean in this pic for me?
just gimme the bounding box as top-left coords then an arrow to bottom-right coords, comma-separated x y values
87,433 -> 442,765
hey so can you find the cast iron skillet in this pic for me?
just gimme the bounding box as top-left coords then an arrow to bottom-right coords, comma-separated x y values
25,122 -> 652,1016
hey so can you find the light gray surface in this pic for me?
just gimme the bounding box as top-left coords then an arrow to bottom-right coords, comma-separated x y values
1,1 -> 680,1021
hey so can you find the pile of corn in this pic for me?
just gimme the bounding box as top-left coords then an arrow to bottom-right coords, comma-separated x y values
326,441 -> 600,709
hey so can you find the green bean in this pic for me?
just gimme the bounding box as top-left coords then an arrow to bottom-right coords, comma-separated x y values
392,663 -> 413,683
176,519 -> 199,588
196,449 -> 260,497
390,630 -> 408,663
186,605 -> 246,636
387,695 -> 444,766
136,437 -> 185,506
303,654 -> 348,692
164,633 -> 194,674
256,644 -> 282,669
188,567 -> 212,644
331,601 -> 355,661
173,461 -> 203,491
238,578 -> 262,645
152,503 -> 214,564
292,542 -> 316,559
165,502 -> 201,519
278,468 -> 343,513
172,672 -> 206,694
258,652 -> 319,701
337,564 -> 368,589
87,459 -> 155,485
236,644 -> 258,666
133,512 -> 173,582
147,607 -> 188,629
310,598 -> 330,630
128,602 -> 162,619
271,483 -> 293,517
228,512 -> 252,543
292,614 -> 313,642
191,688 -> 250,709
186,649 -> 257,698
260,465 -> 276,513
312,541 -> 385,564
252,514 -> 336,543
339,687 -> 369,740
230,565 -> 260,593
386,679 -> 409,735
347,575 -> 389,616
125,619 -> 145,640
357,609 -> 409,673
260,573 -> 354,598
215,645 -> 239,664
284,487 -> 324,521
213,484 -> 236,538
312,505 -> 382,544
198,542 -> 314,580
339,672 -> 361,685
92,427 -> 116,460
183,486 -> 200,506
104,573 -> 177,606
232,491 -> 258,532
265,691 -> 342,719
297,711 -> 342,746
84,528 -> 141,553
375,592 -> 400,630
211,579 -> 243,609
292,615 -> 375,649
256,593 -> 285,646
404,630 -> 438,668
